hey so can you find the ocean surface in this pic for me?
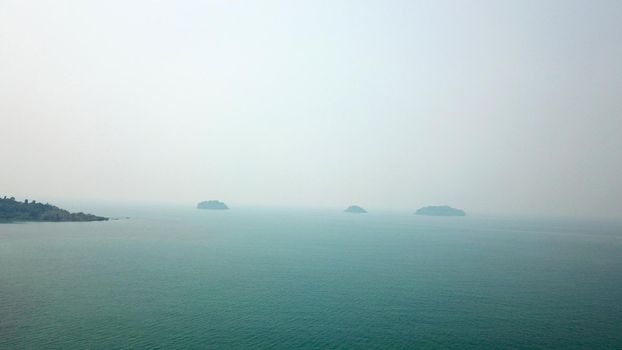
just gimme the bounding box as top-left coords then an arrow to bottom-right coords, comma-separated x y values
1,206 -> 621,349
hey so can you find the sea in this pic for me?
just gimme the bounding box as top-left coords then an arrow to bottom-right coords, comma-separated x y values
1,205 -> 621,349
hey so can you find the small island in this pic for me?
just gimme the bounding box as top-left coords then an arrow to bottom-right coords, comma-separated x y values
344,205 -> 367,213
197,200 -> 229,210
415,205 -> 465,216
0,196 -> 108,222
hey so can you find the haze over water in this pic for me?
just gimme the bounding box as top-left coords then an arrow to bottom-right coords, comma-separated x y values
2,1 -> 622,348
1,0 -> 621,217
2,206 -> 622,348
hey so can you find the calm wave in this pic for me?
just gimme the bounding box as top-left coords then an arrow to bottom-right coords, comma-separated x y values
1,207 -> 621,348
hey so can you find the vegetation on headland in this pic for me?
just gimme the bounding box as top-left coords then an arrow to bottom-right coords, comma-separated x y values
0,196 -> 108,222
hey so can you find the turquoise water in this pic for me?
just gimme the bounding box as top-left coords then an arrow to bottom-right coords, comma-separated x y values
1,207 -> 621,349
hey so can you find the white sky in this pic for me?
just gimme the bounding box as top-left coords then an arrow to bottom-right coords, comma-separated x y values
1,0 -> 621,217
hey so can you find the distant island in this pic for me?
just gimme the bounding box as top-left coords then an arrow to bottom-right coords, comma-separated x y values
344,205 -> 367,213
0,196 -> 108,222
415,205 -> 465,216
197,200 -> 229,210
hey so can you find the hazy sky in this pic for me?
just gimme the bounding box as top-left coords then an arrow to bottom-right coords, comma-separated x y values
1,1 -> 621,217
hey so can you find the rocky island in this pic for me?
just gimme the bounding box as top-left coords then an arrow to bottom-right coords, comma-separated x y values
344,205 -> 367,213
197,200 -> 229,210
0,196 -> 108,222
415,205 -> 465,216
